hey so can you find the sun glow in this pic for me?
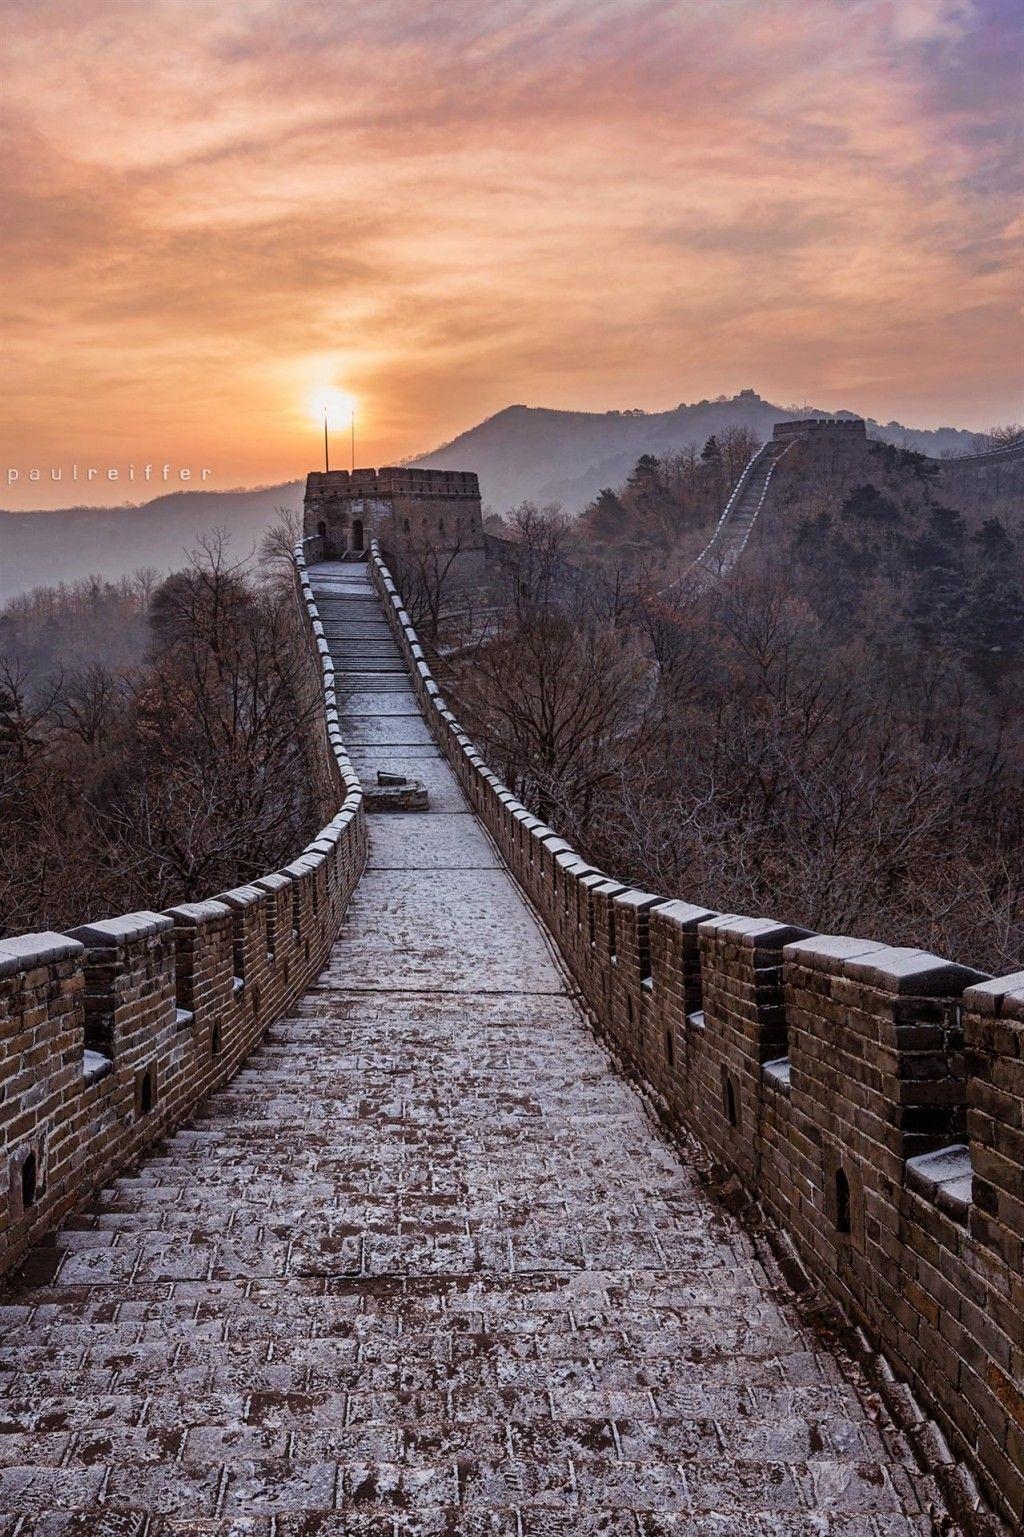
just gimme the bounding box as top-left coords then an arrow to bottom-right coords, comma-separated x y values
309,385 -> 356,429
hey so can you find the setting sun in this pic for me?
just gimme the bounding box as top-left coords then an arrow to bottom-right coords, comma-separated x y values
309,386 -> 356,430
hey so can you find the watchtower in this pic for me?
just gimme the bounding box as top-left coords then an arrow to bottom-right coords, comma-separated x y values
772,417 -> 870,478
772,417 -> 867,443
303,467 -> 485,560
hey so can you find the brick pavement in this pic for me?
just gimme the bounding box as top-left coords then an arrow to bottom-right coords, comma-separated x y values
0,566 -> 954,1534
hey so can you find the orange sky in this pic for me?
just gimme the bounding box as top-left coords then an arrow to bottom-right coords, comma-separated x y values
2,0 -> 1021,508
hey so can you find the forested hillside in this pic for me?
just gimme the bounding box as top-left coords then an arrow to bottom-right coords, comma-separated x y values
428,436 -> 1024,973
413,389 -> 993,513
0,541 -> 320,936
2,394 -> 1006,603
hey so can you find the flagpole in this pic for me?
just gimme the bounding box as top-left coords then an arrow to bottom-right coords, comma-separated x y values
324,407 -> 330,473
351,408 -> 355,472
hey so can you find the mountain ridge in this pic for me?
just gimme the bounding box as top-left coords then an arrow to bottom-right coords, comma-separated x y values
409,389 -> 986,512
0,482 -> 305,604
0,391 -> 991,602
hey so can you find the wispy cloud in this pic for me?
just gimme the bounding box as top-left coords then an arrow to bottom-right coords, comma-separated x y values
2,0 -> 1020,506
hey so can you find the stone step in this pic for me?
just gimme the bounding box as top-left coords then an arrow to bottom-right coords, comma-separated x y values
334,658 -> 405,671
316,606 -> 386,623
338,677 -> 416,693
332,653 -> 406,666
319,604 -> 380,615
321,611 -> 393,622
331,655 -> 407,667
324,637 -> 396,649
323,630 -> 395,644
0,1458 -> 908,1516
328,641 -> 402,655
312,588 -> 379,601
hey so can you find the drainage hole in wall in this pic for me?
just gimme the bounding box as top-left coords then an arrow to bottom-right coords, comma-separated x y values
21,1151 -> 37,1210
725,1077 -> 737,1127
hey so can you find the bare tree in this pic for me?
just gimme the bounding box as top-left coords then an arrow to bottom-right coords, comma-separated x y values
259,507 -> 304,583
0,540 -> 326,934
388,527 -> 473,643
986,424 -> 1024,446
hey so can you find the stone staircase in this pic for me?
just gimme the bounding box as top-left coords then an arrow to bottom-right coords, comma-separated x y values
679,440 -> 789,597
313,566 -> 412,695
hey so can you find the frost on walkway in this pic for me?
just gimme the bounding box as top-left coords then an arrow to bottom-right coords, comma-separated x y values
0,565 -> 946,1533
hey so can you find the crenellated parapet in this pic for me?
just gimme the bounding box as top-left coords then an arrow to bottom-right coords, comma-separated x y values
772,416 -> 868,439
368,537 -> 1024,1528
0,539 -> 367,1278
304,465 -> 485,560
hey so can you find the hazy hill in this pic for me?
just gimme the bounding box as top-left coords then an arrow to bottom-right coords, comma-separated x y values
0,389 -> 989,602
411,389 -> 985,513
0,482 -> 303,603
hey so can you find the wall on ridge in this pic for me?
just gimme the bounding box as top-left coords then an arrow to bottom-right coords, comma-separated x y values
0,542 -> 367,1278
368,542 -> 1023,1532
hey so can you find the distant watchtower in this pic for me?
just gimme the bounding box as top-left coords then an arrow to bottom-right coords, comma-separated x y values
772,417 -> 867,443
772,417 -> 870,477
303,467 -> 485,561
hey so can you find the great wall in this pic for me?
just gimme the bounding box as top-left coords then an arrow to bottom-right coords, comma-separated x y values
0,426 -> 1021,1531
670,419 -> 1024,599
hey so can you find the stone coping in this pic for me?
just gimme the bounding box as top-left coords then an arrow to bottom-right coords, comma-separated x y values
165,900 -> 232,926
964,971 -> 1024,1019
216,885 -> 268,911
612,889 -> 666,914
654,899 -> 718,930
785,936 -> 988,994
701,914 -> 813,953
905,1143 -> 973,1219
68,912 -> 173,946
0,932 -> 85,977
762,1056 -> 792,1092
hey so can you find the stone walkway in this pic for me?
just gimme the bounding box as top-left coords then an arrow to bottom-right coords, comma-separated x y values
0,564 -> 947,1533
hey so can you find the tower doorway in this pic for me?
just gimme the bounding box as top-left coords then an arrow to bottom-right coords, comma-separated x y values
351,518 -> 364,551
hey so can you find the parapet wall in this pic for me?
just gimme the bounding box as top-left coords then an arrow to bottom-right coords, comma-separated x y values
306,466 -> 481,500
0,543 -> 367,1277
773,417 -> 867,439
368,541 -> 1023,1530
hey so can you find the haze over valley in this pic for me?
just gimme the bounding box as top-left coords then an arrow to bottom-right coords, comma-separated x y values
0,390 -> 999,601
